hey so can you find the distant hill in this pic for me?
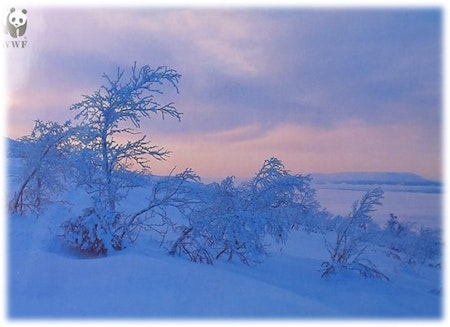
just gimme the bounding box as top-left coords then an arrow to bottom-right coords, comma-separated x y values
311,172 -> 439,185
310,172 -> 441,193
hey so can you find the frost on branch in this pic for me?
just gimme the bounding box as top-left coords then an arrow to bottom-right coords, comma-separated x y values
116,168 -> 202,247
60,63 -> 183,255
9,120 -> 75,215
60,168 -> 201,256
322,188 -> 389,280
169,157 -> 321,265
169,176 -> 267,265
380,214 -> 441,266
247,157 -> 321,240
60,207 -> 123,255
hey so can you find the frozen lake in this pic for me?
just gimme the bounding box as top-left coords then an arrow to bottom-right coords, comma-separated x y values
315,187 -> 442,230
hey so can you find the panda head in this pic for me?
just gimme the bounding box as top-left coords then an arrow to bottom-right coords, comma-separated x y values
8,8 -> 27,29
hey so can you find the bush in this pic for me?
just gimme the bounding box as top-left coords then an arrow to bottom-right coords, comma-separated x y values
169,158 -> 321,265
169,176 -> 268,265
381,214 -> 441,265
60,207 -> 124,255
247,157 -> 320,240
9,120 -> 75,216
60,168 -> 200,256
322,188 -> 388,280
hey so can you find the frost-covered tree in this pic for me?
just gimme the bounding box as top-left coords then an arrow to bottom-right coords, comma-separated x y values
169,157 -> 321,265
322,188 -> 388,280
61,63 -> 182,254
9,120 -> 75,215
247,157 -> 320,240
71,64 -> 181,217
170,176 -> 269,265
117,168 -> 201,247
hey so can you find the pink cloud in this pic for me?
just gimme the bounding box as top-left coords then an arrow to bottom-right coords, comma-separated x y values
149,121 -> 441,181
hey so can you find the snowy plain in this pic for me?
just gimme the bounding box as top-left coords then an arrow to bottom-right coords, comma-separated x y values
5,159 -> 443,322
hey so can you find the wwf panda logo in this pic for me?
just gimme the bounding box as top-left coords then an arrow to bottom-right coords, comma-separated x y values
5,8 -> 27,38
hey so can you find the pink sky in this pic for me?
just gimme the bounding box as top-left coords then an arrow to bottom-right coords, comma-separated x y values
5,8 -> 442,181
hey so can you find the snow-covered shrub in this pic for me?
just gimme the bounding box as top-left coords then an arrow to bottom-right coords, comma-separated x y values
246,157 -> 321,239
169,176 -> 268,265
60,207 -> 124,255
61,168 -> 200,255
118,168 -> 202,246
322,188 -> 388,280
169,226 -> 214,264
9,120 -> 75,215
413,227 -> 441,265
170,158 -> 321,265
381,214 -> 441,265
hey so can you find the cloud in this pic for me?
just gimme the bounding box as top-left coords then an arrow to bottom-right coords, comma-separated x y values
13,9 -> 441,126
30,9 -> 277,79
6,8 -> 441,181
149,121 -> 441,181
263,10 -> 442,126
6,86 -> 79,138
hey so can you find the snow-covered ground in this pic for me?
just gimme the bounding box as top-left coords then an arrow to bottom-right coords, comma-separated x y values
6,170 -> 443,320
7,211 -> 442,319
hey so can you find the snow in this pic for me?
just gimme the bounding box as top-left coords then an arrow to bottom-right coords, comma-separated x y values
4,153 -> 444,323
7,214 -> 442,319
6,188 -> 442,321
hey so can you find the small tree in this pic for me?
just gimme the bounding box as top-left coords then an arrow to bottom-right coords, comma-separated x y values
9,120 -> 74,215
169,176 -> 268,265
322,188 -> 388,280
62,63 -> 182,254
169,157 -> 321,265
247,157 -> 320,241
